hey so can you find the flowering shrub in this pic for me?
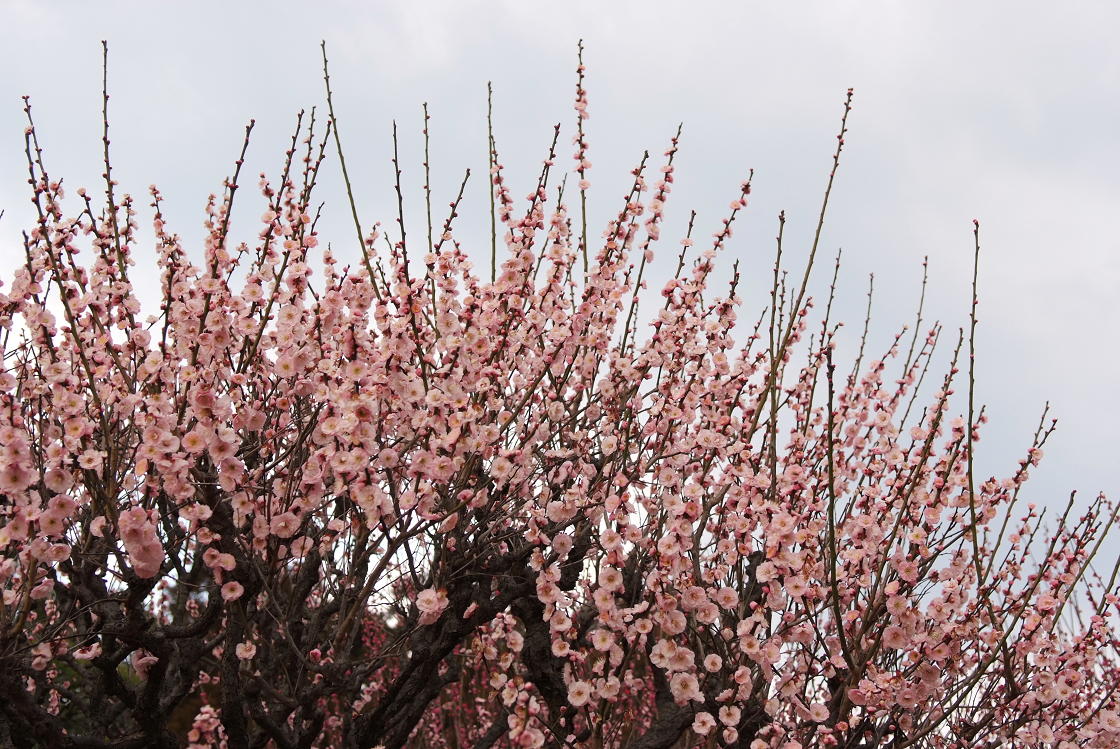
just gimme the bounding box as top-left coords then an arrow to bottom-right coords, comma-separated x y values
1,43 -> 1119,748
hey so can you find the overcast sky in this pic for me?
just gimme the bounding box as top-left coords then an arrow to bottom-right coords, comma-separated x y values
1,1 -> 1116,528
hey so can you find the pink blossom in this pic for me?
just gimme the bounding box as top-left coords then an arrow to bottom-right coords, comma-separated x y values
73,642 -> 101,660
415,587 -> 449,625
76,450 -> 102,471
38,511 -> 66,537
719,705 -> 741,726
714,586 -> 739,609
567,680 -> 592,707
669,672 -> 702,703
882,625 -> 909,650
132,650 -> 159,679
590,629 -> 613,651
42,543 -> 71,563
221,581 -> 245,602
692,712 -> 716,735
269,512 -> 300,539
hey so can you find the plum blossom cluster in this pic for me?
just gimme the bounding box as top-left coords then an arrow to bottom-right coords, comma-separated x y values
1,48 -> 1119,749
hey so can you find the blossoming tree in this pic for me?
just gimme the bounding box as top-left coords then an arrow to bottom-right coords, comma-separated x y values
2,43 -> 1119,748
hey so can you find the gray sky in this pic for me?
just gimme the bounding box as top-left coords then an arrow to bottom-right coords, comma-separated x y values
2,1 -> 1117,522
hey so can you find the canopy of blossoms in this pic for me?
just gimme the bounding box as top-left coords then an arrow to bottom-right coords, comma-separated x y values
1,44 -> 1118,749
